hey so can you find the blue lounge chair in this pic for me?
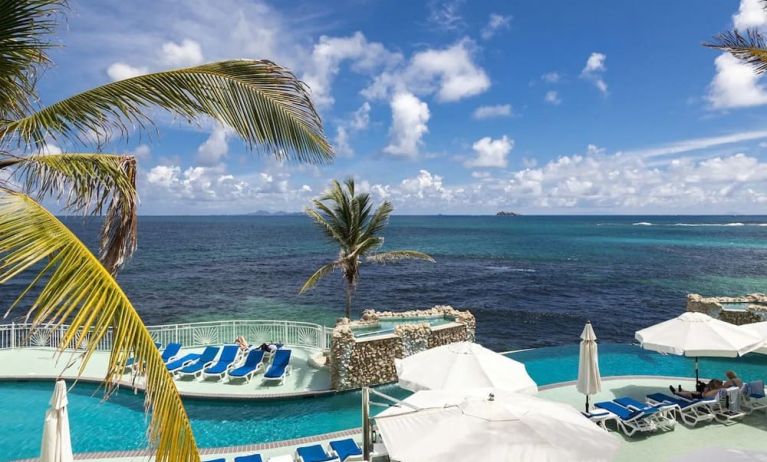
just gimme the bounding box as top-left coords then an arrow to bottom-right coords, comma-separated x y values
227,349 -> 265,383
742,380 -> 767,414
203,459 -> 225,462
234,454 -> 263,462
646,392 -> 716,427
262,349 -> 292,384
296,444 -> 339,462
160,342 -> 182,363
329,438 -> 363,461
174,346 -> 220,379
613,397 -> 676,430
201,345 -> 240,381
594,400 -> 658,436
125,342 -> 167,371
166,352 -> 202,372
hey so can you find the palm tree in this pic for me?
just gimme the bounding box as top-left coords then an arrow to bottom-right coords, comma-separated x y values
0,1 -> 332,461
299,178 -> 434,319
706,1 -> 767,73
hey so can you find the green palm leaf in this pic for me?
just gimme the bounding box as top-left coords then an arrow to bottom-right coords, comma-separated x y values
6,153 -> 138,273
3,60 -> 333,163
0,189 -> 199,461
299,262 -> 336,294
0,0 -> 63,120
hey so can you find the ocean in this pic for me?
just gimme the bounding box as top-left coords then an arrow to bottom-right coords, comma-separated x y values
3,215 -> 767,352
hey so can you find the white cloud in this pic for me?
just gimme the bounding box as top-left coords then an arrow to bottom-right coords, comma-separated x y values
161,39 -> 204,67
544,90 -> 561,105
473,104 -> 512,119
481,13 -> 511,40
621,130 -> 767,158
427,0 -> 465,31
580,52 -> 608,95
733,0 -> 767,29
106,62 -> 147,81
384,92 -> 430,157
334,126 -> 352,157
708,53 -> 767,109
303,32 -> 402,108
39,143 -> 62,155
333,102 -> 372,156
131,144 -> 151,161
197,126 -> 230,166
541,72 -> 561,83
464,135 -> 513,168
350,102 -> 371,130
408,39 -> 491,102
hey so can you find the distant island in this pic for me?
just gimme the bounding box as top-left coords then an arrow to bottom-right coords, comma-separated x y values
496,211 -> 520,216
245,210 -> 302,216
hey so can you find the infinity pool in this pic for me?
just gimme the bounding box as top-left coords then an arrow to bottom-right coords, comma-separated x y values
2,344 -> 767,461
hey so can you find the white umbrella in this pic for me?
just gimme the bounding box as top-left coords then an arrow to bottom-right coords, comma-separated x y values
740,321 -> 767,354
635,312 -> 763,381
40,380 -> 74,462
375,388 -> 621,462
577,321 -> 602,412
394,341 -> 537,394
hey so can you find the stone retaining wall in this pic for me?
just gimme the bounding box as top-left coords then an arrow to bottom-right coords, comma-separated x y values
330,305 -> 475,390
686,293 -> 767,325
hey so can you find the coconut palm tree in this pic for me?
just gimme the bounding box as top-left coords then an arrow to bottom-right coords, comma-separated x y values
0,1 -> 332,461
299,178 -> 434,319
706,1 -> 767,73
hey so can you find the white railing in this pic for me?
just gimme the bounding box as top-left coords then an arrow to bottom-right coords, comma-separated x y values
0,320 -> 334,352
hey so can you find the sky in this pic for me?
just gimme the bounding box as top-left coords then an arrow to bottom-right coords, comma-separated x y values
29,0 -> 767,214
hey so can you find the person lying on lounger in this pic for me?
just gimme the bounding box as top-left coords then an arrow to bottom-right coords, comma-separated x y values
259,343 -> 278,353
235,336 -> 250,352
670,379 -> 723,399
723,370 -> 743,388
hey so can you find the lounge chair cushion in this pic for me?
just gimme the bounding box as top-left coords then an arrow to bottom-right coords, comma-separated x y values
204,345 -> 239,374
595,401 -> 653,420
161,343 -> 183,362
229,349 -> 265,377
264,349 -> 291,379
329,438 -> 362,461
177,346 -> 220,374
297,444 -> 337,462
234,454 -> 263,462
166,353 -> 201,371
748,380 -> 765,398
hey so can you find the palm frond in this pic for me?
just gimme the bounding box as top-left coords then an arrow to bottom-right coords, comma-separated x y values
360,200 -> 393,244
0,189 -> 199,462
0,0 -> 63,121
299,262 -> 336,293
3,60 -> 333,163
367,250 -> 435,264
705,29 -> 767,74
8,153 -> 137,273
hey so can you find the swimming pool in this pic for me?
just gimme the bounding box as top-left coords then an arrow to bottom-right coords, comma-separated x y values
2,344 -> 766,461
351,317 -> 456,338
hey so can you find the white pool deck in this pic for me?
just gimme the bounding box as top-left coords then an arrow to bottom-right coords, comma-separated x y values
0,346 -> 332,399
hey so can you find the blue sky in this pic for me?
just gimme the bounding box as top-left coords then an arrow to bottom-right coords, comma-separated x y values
31,0 -> 767,214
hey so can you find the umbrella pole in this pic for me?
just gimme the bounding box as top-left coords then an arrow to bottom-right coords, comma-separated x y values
362,386 -> 371,460
695,357 -> 699,383
585,396 -> 590,412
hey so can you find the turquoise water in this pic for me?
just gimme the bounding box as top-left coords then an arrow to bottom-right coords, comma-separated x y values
3,344 -> 767,461
352,317 -> 455,337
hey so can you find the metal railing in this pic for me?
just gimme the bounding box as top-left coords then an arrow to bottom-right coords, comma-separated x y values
0,319 -> 334,352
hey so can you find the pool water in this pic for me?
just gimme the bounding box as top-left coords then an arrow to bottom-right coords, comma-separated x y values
351,317 -> 455,338
2,344 -> 767,461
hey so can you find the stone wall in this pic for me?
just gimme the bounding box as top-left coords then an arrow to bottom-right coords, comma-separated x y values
687,293 -> 767,325
330,305 -> 475,390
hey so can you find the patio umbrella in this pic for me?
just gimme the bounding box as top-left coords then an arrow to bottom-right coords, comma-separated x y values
394,341 -> 537,394
40,380 -> 73,462
375,388 -> 621,462
740,321 -> 767,354
635,312 -> 763,381
577,321 -> 602,412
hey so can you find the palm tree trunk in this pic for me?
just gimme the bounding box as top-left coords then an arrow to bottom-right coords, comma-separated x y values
344,279 -> 353,319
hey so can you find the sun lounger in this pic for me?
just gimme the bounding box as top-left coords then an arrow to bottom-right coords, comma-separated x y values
166,352 -> 203,372
741,380 -> 767,414
328,438 -> 363,461
201,345 -> 240,381
125,342 -> 170,371
204,459 -> 225,462
160,342 -> 182,363
709,387 -> 746,423
581,409 -> 617,430
594,400 -> 658,437
296,444 -> 340,462
646,392 -> 716,427
174,346 -> 220,379
262,349 -> 292,385
613,396 -> 676,430
227,349 -> 265,383
234,454 -> 263,462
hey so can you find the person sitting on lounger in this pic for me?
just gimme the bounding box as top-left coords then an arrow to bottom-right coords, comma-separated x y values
235,336 -> 249,352
723,370 -> 743,388
259,343 -> 278,353
670,379 -> 723,399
